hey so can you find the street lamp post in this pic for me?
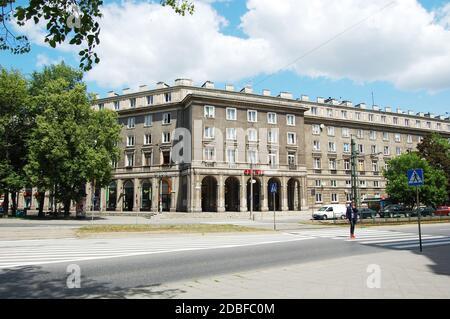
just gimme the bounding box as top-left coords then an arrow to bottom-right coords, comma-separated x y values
350,136 -> 359,207
250,162 -> 254,220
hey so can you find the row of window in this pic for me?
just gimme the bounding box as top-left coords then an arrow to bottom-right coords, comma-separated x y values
126,113 -> 171,128
314,179 -> 381,188
309,107 -> 447,131
312,157 -> 388,171
312,141 -> 411,155
99,93 -> 172,111
314,192 -> 382,204
204,127 -> 297,144
311,125 -> 419,143
206,106 -> 296,125
126,132 -> 171,147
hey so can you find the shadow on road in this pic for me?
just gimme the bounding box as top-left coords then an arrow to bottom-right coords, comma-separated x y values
0,266 -> 185,299
412,246 -> 450,278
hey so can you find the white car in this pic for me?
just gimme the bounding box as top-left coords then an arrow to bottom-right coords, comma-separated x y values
312,204 -> 348,220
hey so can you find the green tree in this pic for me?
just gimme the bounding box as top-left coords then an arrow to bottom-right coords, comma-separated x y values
417,133 -> 450,203
383,152 -> 447,208
1,0 -> 194,71
0,68 -> 31,214
25,79 -> 121,215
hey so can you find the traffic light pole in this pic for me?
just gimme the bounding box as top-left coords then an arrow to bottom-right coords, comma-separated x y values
250,162 -> 254,220
350,137 -> 359,207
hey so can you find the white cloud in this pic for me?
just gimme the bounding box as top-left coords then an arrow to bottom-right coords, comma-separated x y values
15,0 -> 450,92
35,54 -> 64,68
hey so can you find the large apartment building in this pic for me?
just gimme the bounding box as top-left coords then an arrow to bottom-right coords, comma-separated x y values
16,79 -> 450,213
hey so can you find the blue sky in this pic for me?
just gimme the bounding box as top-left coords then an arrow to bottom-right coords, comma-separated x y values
1,0 -> 450,116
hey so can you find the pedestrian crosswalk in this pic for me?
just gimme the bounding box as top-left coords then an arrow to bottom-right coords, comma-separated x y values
288,228 -> 450,249
0,233 -> 312,269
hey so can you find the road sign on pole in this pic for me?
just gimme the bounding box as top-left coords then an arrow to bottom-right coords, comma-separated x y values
270,183 -> 277,194
407,168 -> 424,252
270,183 -> 277,231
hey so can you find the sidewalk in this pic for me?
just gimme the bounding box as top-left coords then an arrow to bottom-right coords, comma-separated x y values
124,247 -> 450,299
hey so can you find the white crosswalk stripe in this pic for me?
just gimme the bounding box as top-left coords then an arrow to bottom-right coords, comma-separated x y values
0,233 -> 312,269
288,228 -> 450,249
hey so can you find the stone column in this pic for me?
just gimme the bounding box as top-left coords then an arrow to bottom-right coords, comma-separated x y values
281,176 -> 288,211
101,187 -> 107,212
18,191 -> 25,209
133,178 -> 140,212
240,174 -> 247,212
31,187 -> 38,210
85,182 -> 92,211
261,176 -> 269,212
301,177 -> 308,211
185,174 -> 191,212
217,175 -> 225,212
170,176 -> 178,212
194,173 -> 202,212
116,179 -> 123,212
294,180 -> 299,211
43,191 -> 50,211
151,177 -> 159,212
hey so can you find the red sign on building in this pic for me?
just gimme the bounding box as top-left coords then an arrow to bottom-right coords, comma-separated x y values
244,169 -> 264,176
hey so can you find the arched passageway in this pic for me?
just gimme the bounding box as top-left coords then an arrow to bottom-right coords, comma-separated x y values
202,176 -> 218,212
225,177 -> 240,212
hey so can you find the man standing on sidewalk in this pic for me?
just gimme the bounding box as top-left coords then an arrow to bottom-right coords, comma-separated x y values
346,201 -> 359,239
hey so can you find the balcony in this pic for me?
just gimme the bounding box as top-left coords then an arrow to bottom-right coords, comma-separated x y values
289,164 -> 297,170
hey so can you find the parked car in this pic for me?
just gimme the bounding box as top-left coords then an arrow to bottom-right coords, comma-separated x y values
379,204 -> 411,218
435,206 -> 450,216
312,204 -> 347,220
410,206 -> 435,217
358,208 -> 378,219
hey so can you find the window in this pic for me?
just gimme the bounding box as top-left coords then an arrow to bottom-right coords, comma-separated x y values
416,120 -> 421,128
130,98 -> 136,108
312,125 -> 321,135
384,146 -> 390,156
146,95 -> 153,105
384,162 -> 389,171
127,135 -> 135,147
395,133 -> 401,142
204,105 -> 215,118
310,107 -> 318,115
204,147 -> 215,161
164,92 -> 171,103
343,143 -> 350,153
315,180 -> 322,187
344,159 -> 350,170
163,113 -> 171,124
248,129 -> 258,142
226,108 -> 237,120
426,121 -> 431,129
372,161 -> 379,172
143,152 -> 152,166
227,148 -> 237,163
359,180 -> 367,188
327,126 -> 335,136
329,159 -> 337,170
407,134 -> 413,143
328,141 -> 336,153
346,180 -> 352,188
355,112 -> 361,120
204,127 -> 215,139
381,115 -> 386,123
111,159 -> 117,168
371,145 -> 377,154
326,109 -> 333,117
267,112 -> 277,124
314,158 -> 321,169
368,114 -> 374,122
358,144 -> 364,154
226,128 -> 237,141
144,134 -> 152,145
127,117 -> 135,129
313,140 -> 321,151
162,132 -> 171,143
341,110 -> 348,119
383,132 -> 389,141
437,123 -> 442,130
144,114 -> 152,127
342,128 -> 350,137
369,130 -> 376,140
315,193 -> 323,203
357,129 -> 364,139
114,100 -> 120,110
330,180 -> 337,187
358,160 -> 365,171
247,150 -> 258,164
287,132 -> 296,145
288,152 -> 296,165
162,151 -> 171,165
405,119 -> 410,126
374,181 -> 380,188
393,117 -> 398,125
331,193 -> 338,203
98,103 -> 104,110
396,147 -> 401,155
268,151 -> 277,167
126,153 -> 134,167
287,114 -> 295,126
247,110 -> 258,122
268,129 -> 278,144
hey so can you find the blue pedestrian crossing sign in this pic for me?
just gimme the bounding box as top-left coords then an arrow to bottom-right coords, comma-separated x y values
270,182 -> 277,194
407,169 -> 424,186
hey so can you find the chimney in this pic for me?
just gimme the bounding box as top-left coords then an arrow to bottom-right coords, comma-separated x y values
139,85 -> 148,92
317,97 -> 325,103
107,91 -> 116,97
156,81 -> 169,89
385,106 -> 392,113
278,92 -> 293,99
201,81 -> 214,89
240,85 -> 253,94
94,93 -> 100,100
301,95 -> 309,102
408,110 -> 415,116
417,112 -> 424,117
397,108 -> 403,114
262,89 -> 271,96
341,100 -> 353,107
356,103 -> 366,109
225,84 -> 234,91
122,88 -> 131,95
372,105 -> 380,111
174,78 -> 193,86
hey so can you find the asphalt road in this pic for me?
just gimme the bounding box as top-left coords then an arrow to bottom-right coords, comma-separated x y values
0,223 -> 449,298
